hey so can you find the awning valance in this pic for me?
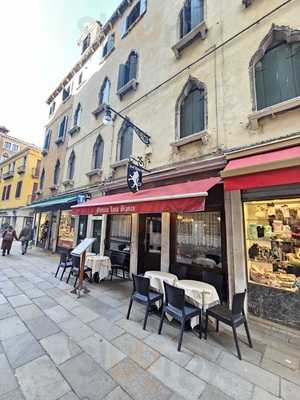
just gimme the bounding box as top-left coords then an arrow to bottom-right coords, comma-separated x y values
221,146 -> 300,191
72,177 -> 221,215
27,195 -> 79,211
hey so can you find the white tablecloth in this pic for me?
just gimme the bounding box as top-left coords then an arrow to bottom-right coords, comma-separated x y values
85,255 -> 111,281
144,271 -> 178,294
176,280 -> 220,328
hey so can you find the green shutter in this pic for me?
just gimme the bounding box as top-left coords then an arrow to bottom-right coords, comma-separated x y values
192,89 -> 205,133
255,62 -> 266,110
262,46 -> 282,108
276,43 -> 296,103
291,42 -> 300,97
180,95 -> 193,138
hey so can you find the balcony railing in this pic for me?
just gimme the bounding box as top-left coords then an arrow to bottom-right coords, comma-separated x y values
3,170 -> 14,180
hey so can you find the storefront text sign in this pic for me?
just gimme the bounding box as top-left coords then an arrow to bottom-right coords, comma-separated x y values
95,205 -> 136,214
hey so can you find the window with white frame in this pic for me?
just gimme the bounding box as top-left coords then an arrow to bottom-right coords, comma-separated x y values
118,124 -> 133,161
67,151 -> 75,180
180,0 -> 204,38
56,116 -> 68,143
73,104 -> 82,127
12,144 -> 19,152
99,78 -> 110,105
53,160 -> 60,185
92,135 -> 104,169
117,51 -> 138,94
102,34 -> 115,58
3,142 -> 11,150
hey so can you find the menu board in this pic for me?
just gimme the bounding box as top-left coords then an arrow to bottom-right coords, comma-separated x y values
71,238 -> 96,257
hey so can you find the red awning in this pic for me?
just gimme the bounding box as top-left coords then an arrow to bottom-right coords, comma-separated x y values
72,177 -> 221,215
222,145 -> 300,191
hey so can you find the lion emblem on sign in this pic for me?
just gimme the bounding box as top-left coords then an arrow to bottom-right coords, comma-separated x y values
127,162 -> 143,193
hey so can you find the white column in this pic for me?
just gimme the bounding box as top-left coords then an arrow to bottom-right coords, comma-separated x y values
100,215 -> 107,256
87,216 -> 93,237
161,212 -> 170,272
224,190 -> 247,305
130,213 -> 139,275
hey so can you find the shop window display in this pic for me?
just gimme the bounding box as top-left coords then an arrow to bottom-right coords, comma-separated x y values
244,199 -> 300,292
57,211 -> 75,249
108,215 -> 131,252
176,212 -> 222,269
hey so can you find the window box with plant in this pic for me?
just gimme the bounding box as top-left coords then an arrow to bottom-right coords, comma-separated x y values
172,0 -> 207,58
117,52 -> 139,98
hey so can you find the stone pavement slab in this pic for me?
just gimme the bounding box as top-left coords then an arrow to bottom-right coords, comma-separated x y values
44,305 -> 73,324
281,379 -> 300,400
15,304 -> 44,321
261,357 -> 300,386
22,287 -> 45,299
70,305 -> 99,323
0,316 -> 27,340
7,294 -> 32,308
89,316 -> 124,341
58,317 -> 94,342
0,389 -> 25,400
199,385 -> 234,400
148,356 -> 206,400
110,358 -> 172,400
55,294 -> 79,310
40,332 -> 82,365
26,315 -> 60,340
103,386 -> 132,400
33,295 -> 58,310
185,355 -> 253,400
2,331 -> 45,368
16,355 -> 70,400
0,304 -> 15,320
115,318 -> 150,340
1,285 -> 22,297
0,354 -> 18,396
112,333 -> 160,369
79,334 -> 126,370
57,392 -> 79,400
252,387 -> 281,400
59,352 -> 116,400
0,294 -> 7,305
264,346 -> 300,371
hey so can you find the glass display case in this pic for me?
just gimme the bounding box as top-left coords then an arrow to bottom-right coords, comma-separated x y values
244,199 -> 300,293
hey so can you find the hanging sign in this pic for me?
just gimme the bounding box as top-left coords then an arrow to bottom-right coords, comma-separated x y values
127,161 -> 143,193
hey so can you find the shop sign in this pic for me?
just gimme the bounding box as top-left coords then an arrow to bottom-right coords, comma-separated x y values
127,161 -> 143,193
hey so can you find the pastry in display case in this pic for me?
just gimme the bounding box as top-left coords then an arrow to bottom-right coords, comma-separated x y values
244,199 -> 300,292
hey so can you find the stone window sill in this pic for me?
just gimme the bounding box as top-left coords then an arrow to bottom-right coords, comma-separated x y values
111,159 -> 129,169
117,79 -> 138,99
92,104 -> 106,119
248,96 -> 300,130
68,126 -> 80,136
86,168 -> 103,178
172,21 -> 208,58
62,179 -> 74,187
171,130 -> 209,148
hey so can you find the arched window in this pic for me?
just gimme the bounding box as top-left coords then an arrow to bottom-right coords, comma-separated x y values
119,124 -> 133,160
102,34 -> 115,58
92,136 -> 104,169
57,116 -> 68,141
180,0 -> 204,38
40,169 -> 45,190
117,51 -> 138,91
99,78 -> 110,105
53,160 -> 60,185
67,151 -> 75,180
177,78 -> 206,138
252,30 -> 300,110
74,104 -> 82,127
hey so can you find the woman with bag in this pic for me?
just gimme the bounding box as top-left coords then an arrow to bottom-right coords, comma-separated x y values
1,226 -> 18,256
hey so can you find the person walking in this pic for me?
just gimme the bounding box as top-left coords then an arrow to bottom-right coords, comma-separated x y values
1,226 -> 18,256
19,222 -> 34,255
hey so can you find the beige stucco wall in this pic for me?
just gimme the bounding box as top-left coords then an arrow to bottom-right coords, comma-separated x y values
60,0 -> 299,192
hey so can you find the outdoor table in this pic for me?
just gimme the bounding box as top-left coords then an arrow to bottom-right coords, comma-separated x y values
85,255 -> 111,282
176,280 -> 220,328
144,271 -> 179,309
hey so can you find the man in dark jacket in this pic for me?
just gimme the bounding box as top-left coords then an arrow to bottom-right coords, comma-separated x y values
1,226 -> 18,256
19,222 -> 34,255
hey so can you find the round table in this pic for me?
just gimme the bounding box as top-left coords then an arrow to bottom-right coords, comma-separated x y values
85,255 -> 111,282
144,271 -> 178,294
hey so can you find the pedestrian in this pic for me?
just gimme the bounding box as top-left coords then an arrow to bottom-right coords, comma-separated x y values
19,222 -> 34,255
1,226 -> 18,256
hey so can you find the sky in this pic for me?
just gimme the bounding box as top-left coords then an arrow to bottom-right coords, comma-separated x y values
0,0 -> 121,147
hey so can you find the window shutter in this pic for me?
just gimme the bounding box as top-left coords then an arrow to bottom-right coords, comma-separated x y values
180,94 -> 194,138
255,62 -> 266,110
183,3 -> 191,37
118,64 -> 127,90
129,53 -> 138,81
140,0 -> 147,16
291,42 -> 300,97
192,89 -> 205,133
121,17 -> 127,38
261,47 -> 281,108
120,128 -> 133,160
64,116 -> 69,136
276,43 -> 296,103
191,0 -> 203,29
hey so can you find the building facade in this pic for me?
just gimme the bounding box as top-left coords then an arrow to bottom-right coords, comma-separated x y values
40,0 -> 300,332
0,127 -> 31,163
0,146 -> 42,234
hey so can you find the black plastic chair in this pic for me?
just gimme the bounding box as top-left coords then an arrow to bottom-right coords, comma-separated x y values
204,290 -> 252,360
55,253 -> 73,281
127,274 -> 163,330
110,251 -> 129,280
158,282 -> 202,352
67,256 -> 93,287
202,271 -> 225,304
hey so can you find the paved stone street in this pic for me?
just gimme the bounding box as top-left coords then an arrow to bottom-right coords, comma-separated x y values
0,245 -> 299,400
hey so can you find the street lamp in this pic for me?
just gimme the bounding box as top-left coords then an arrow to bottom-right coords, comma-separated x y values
103,105 -> 151,146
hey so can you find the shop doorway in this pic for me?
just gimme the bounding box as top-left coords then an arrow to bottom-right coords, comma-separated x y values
92,220 -> 102,254
77,216 -> 88,244
138,214 -> 162,274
